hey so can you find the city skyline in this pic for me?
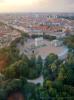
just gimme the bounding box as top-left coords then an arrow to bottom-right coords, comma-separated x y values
0,0 -> 74,13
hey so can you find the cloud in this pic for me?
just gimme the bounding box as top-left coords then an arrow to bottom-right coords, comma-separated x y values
0,0 -> 4,2
67,0 -> 74,3
0,0 -> 74,12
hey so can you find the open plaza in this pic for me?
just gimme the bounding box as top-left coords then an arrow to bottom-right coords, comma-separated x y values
18,37 -> 68,60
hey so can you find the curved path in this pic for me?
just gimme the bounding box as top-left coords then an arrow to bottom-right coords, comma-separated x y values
27,75 -> 44,86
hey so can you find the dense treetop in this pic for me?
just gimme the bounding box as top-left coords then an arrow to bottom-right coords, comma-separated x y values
0,35 -> 74,100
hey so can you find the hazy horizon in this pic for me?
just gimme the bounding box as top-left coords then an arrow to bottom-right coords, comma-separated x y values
0,0 -> 74,13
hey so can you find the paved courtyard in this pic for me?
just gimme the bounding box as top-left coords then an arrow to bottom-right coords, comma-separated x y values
18,39 -> 68,60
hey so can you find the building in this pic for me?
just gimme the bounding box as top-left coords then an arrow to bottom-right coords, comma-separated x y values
35,37 -> 44,47
51,39 -> 63,47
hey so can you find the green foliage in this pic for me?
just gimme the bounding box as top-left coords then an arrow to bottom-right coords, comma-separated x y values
31,34 -> 56,41
0,35 -> 74,100
35,85 -> 50,100
21,32 -> 29,38
64,35 -> 74,49
57,52 -> 74,86
4,60 -> 29,79
43,65 -> 53,80
45,53 -> 58,66
51,63 -> 57,72
44,80 -> 53,89
27,55 -> 42,79
43,59 -> 60,81
3,54 -> 42,80
30,55 -> 36,67
37,55 -> 43,67
23,83 -> 36,99
0,46 -> 20,67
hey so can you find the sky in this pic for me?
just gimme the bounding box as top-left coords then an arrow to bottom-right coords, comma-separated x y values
0,0 -> 74,13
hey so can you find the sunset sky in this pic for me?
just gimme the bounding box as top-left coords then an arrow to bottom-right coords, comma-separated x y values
0,0 -> 74,13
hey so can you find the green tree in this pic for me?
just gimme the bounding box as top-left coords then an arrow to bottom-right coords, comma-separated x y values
57,62 -> 74,86
37,56 -> 43,67
45,53 -> 58,66
4,60 -> 29,79
64,35 -> 74,49
30,55 -> 36,67
35,85 -> 50,100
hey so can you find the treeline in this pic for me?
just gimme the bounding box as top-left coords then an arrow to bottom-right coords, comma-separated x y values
58,16 -> 74,20
31,34 -> 56,41
64,35 -> 74,50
